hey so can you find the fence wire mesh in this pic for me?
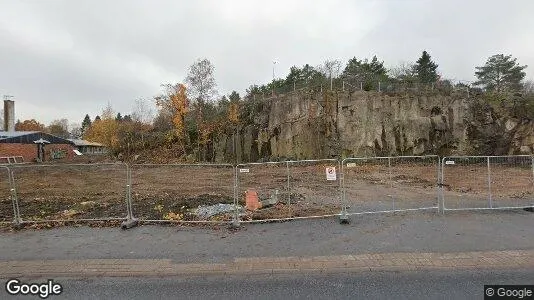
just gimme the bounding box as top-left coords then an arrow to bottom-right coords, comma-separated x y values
1,155 -> 532,227
10,163 -> 129,223
442,156 -> 534,210
0,166 -> 14,224
287,159 -> 341,218
130,164 -> 235,223
489,156 -> 534,208
236,162 -> 290,221
342,156 -> 440,214
389,156 -> 440,210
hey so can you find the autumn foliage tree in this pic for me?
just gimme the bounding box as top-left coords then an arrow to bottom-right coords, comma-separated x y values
84,104 -> 119,149
155,83 -> 189,151
15,119 -> 45,131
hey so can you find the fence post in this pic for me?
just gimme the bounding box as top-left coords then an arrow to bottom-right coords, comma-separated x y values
232,165 -> 240,228
439,157 -> 445,214
378,82 -> 381,92
360,82 -> 363,90
532,156 -> 534,207
487,157 -> 493,209
286,161 -> 291,209
8,169 -> 21,227
121,164 -> 138,229
342,81 -> 345,91
339,159 -> 349,223
388,157 -> 394,211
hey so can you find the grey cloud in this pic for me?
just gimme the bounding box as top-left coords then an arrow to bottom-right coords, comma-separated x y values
0,0 -> 533,124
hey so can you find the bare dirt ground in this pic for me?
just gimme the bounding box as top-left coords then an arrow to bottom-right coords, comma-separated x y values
1,159 -> 533,227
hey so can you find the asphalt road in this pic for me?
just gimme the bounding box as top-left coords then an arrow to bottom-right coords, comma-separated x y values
1,210 -> 533,263
2,269 -> 533,300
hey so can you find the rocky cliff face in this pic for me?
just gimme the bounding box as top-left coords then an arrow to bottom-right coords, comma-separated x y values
337,91 -> 467,157
464,99 -> 534,155
212,89 -> 532,163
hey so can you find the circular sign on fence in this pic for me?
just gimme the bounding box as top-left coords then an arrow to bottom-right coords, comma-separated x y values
325,167 -> 336,181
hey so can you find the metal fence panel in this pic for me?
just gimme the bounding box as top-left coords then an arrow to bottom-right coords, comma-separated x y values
0,166 -> 14,224
236,162 -> 291,220
389,156 -> 440,210
10,163 -> 129,223
287,159 -> 341,218
343,157 -> 397,213
130,164 -> 235,222
441,156 -> 534,210
342,156 -> 439,214
441,156 -> 489,209
489,156 -> 534,208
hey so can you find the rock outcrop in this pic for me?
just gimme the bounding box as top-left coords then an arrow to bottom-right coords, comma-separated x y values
213,89 -> 473,163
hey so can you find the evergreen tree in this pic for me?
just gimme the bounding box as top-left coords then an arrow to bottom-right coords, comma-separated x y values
343,55 -> 389,90
116,112 -> 123,122
81,114 -> 92,135
228,91 -> 241,102
414,51 -> 439,84
475,54 -> 527,93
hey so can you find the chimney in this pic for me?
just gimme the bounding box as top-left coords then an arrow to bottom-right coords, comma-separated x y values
4,100 -> 15,132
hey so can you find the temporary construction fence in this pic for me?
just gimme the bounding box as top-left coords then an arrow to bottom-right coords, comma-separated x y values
129,164 -> 235,223
441,156 -> 534,210
286,159 -> 341,219
0,155 -> 533,228
0,166 -> 16,224
236,161 -> 291,220
7,163 -> 129,224
341,156 -> 441,215
236,159 -> 341,221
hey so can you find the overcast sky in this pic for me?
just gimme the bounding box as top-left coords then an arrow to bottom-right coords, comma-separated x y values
1,0 -> 533,125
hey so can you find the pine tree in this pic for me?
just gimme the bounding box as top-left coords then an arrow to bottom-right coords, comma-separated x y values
414,51 -> 439,84
475,54 -> 527,93
81,114 -> 92,136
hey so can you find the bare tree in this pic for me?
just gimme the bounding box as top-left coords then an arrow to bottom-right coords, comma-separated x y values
319,59 -> 342,90
388,61 -> 417,80
185,58 -> 218,103
132,98 -> 154,124
185,59 -> 218,161
47,119 -> 70,138
69,122 -> 82,139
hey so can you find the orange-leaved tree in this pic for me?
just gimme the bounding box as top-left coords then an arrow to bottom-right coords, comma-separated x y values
15,119 -> 46,131
155,83 -> 189,150
84,104 -> 119,150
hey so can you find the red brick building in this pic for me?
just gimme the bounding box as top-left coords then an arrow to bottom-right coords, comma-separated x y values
0,131 -> 76,163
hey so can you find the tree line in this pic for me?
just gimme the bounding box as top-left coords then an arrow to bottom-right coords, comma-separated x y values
11,51 -> 531,160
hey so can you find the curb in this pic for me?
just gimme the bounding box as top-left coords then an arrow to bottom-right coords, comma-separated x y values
1,249 -> 533,279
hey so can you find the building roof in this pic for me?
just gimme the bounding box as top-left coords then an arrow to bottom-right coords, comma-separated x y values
0,131 -> 39,139
67,139 -> 105,147
0,131 -> 74,144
